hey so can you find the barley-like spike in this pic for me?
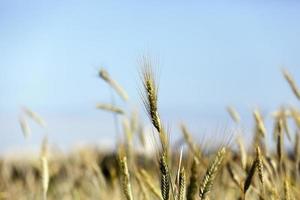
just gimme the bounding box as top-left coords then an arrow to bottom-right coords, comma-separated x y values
199,148 -> 226,200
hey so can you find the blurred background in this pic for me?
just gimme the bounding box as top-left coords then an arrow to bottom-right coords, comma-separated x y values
0,1 -> 299,153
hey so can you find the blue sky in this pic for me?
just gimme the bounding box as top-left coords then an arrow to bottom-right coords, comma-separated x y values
0,1 -> 300,152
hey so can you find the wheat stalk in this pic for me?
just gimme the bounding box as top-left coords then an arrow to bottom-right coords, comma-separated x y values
139,169 -> 163,200
226,163 -> 242,190
135,172 -> 148,200
41,156 -> 49,200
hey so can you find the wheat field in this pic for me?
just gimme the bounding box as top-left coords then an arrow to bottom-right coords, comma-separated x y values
0,61 -> 300,200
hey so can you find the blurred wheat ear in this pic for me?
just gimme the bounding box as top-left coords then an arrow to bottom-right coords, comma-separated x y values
119,156 -> 134,200
282,68 -> 300,100
96,103 -> 125,114
19,116 -> 31,138
99,68 -> 129,101
22,106 -> 47,127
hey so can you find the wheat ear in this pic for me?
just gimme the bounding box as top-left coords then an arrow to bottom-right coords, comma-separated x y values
99,68 -> 129,101
96,103 -> 125,114
119,156 -> 134,200
186,158 -> 199,200
177,168 -> 185,200
282,68 -> 300,100
199,148 -> 226,200
160,153 -> 170,200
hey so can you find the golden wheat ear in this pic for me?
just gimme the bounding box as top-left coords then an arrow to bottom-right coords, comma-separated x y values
140,58 -> 169,155
118,155 -> 134,200
140,59 -> 161,132
177,167 -> 185,200
199,148 -> 226,200
255,146 -> 264,189
187,157 -> 200,200
159,152 -> 170,200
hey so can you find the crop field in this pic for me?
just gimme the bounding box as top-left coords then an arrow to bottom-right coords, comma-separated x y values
0,61 -> 300,200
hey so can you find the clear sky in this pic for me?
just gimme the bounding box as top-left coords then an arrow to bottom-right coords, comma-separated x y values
0,1 -> 300,152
